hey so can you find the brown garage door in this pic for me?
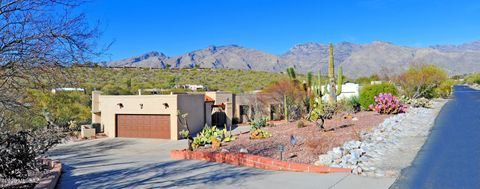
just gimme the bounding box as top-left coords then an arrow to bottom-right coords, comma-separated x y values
116,114 -> 170,139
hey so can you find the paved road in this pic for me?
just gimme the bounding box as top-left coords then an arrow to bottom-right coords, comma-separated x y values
49,138 -> 394,189
391,85 -> 480,189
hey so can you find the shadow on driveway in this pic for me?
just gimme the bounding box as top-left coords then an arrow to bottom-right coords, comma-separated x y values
60,160 -> 265,188
49,138 -> 267,189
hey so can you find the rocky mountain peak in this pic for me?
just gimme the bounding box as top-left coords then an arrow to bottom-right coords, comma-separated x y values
431,40 -> 480,52
106,40 -> 480,78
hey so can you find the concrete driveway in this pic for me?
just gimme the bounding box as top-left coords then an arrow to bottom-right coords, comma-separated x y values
49,138 -> 394,189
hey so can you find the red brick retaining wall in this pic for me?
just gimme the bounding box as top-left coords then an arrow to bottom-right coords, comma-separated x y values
171,150 -> 352,174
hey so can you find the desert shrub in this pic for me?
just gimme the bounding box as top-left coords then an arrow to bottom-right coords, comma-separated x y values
307,103 -> 340,122
260,79 -> 306,121
369,93 -> 407,114
395,65 -> 449,99
410,98 -> 432,108
436,79 -> 455,98
25,90 -> 91,127
465,73 -> 480,85
308,102 -> 337,123
296,120 -> 305,128
400,95 -> 432,108
249,129 -> 272,139
322,103 -> 337,119
250,117 -> 269,130
359,83 -> 398,110
0,127 -> 65,180
71,67 -> 289,95
338,96 -> 361,113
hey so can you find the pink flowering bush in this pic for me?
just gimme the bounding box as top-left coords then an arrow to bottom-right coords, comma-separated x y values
369,93 -> 408,114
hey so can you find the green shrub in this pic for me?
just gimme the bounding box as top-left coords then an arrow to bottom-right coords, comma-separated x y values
359,83 -> 398,110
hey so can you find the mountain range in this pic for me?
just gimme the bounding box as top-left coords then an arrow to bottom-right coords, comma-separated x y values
106,40 -> 480,78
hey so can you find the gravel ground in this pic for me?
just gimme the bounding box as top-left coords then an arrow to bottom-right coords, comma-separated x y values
316,99 -> 448,177
197,111 -> 390,164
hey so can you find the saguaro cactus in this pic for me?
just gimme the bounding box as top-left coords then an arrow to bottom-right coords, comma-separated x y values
328,43 -> 337,104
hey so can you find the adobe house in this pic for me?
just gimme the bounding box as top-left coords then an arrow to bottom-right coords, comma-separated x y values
91,91 -> 207,140
91,90 -> 280,140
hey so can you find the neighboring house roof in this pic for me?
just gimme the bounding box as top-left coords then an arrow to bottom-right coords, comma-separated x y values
205,95 -> 215,102
51,88 -> 85,93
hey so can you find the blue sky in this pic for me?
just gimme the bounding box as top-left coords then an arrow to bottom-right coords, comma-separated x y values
84,0 -> 480,61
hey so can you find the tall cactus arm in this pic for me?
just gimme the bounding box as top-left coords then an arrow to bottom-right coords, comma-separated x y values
287,67 -> 296,81
336,66 -> 343,96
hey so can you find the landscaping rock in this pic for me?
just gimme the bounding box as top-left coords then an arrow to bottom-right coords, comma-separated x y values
317,100 -> 448,177
315,154 -> 333,165
239,148 -> 248,153
221,149 -> 229,153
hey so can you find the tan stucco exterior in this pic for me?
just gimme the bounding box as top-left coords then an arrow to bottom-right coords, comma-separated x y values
92,93 -> 205,140
91,90 -> 279,140
177,94 -> 206,135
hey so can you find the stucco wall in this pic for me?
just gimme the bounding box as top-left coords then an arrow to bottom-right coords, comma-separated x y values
97,95 -> 179,139
205,91 -> 234,126
234,94 -> 254,119
205,102 -> 213,126
177,94 -> 206,136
